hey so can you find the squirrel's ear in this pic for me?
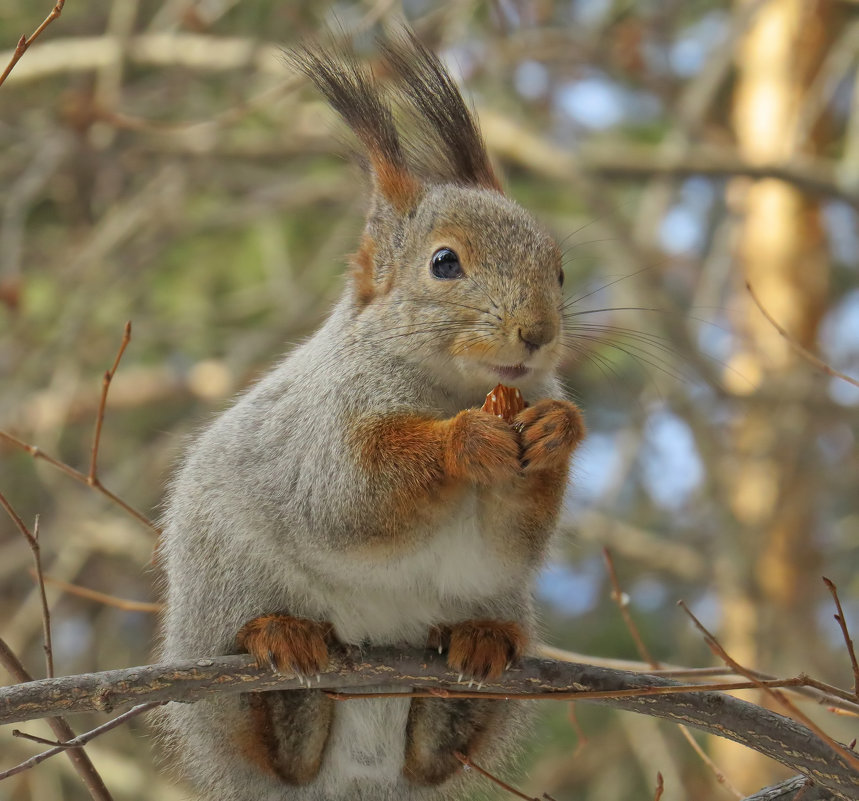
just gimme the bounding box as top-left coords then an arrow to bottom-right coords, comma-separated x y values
381,30 -> 502,193
287,42 -> 421,213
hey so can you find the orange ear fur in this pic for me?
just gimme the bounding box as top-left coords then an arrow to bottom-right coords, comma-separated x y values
351,234 -> 377,308
288,42 -> 421,214
372,159 -> 421,214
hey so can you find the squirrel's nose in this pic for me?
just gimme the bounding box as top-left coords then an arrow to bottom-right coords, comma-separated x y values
518,323 -> 555,354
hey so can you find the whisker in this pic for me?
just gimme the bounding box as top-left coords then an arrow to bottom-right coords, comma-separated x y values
560,341 -> 623,386
561,333 -> 689,385
555,208 -> 622,250
560,236 -> 623,258
565,323 -> 678,356
563,303 -> 663,315
560,265 -> 655,309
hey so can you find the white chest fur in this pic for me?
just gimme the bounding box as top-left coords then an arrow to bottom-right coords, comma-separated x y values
310,494 -> 518,792
312,494 -> 517,646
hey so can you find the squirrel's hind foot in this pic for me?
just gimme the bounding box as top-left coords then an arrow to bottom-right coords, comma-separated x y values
403,697 -> 503,786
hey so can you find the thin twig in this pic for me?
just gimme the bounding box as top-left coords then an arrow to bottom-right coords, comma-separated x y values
454,751 -> 540,801
829,706 -> 859,717
822,577 -> 859,698
567,704 -> 588,756
678,728 -> 743,798
0,310 -> 149,536
0,638 -> 113,801
541,645 -> 859,710
89,321 -> 131,484
746,281 -> 859,389
790,780 -> 813,801
31,516 -> 53,678
12,729 -> 81,748
678,601 -> 859,772
603,549 -> 742,797
0,703 -> 157,781
0,494 -> 53,677
30,570 -> 162,613
326,671 -> 859,713
0,0 -> 66,88
654,772 -> 665,801
797,675 -> 859,711
0,429 -> 158,533
602,548 -> 659,667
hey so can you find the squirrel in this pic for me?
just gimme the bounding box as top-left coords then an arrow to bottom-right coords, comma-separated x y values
158,29 -> 585,801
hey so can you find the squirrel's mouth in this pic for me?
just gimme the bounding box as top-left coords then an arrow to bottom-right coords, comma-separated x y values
488,364 -> 530,381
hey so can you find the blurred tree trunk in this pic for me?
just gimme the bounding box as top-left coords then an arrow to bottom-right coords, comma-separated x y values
715,0 -> 838,790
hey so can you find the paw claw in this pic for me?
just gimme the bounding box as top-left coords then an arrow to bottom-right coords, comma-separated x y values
446,620 -> 527,683
514,400 -> 585,471
237,615 -> 332,678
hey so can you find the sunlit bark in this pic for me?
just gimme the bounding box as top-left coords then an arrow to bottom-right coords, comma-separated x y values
718,0 -> 837,789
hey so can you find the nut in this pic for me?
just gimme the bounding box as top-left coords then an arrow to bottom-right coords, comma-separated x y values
481,384 -> 525,423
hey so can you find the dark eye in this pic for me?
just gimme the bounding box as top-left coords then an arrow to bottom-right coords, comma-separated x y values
558,268 -> 565,287
430,248 -> 464,280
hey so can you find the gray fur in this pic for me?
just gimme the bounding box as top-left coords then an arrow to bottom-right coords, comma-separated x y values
158,36 -> 575,801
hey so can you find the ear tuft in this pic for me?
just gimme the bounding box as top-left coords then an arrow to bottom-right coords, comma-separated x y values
381,30 -> 502,193
287,41 -> 420,212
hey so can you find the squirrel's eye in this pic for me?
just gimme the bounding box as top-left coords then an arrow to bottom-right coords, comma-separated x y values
430,248 -> 464,280
558,268 -> 565,287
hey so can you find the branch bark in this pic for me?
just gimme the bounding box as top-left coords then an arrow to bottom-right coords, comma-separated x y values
741,776 -> 837,801
1,648 -> 857,799
0,639 -> 113,801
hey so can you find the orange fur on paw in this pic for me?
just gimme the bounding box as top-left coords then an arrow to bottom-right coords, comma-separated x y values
237,615 -> 332,675
481,384 -> 526,424
514,399 -> 585,472
446,409 -> 520,485
446,620 -> 526,682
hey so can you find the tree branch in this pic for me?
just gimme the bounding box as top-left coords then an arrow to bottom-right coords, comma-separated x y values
1,649 -> 857,799
479,111 -> 859,209
0,639 -> 113,801
741,776 -> 837,801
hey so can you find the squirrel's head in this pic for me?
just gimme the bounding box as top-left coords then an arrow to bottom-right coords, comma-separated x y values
290,32 -> 564,393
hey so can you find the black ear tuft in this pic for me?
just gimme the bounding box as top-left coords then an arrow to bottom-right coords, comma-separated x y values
286,41 -> 420,211
381,30 -> 502,193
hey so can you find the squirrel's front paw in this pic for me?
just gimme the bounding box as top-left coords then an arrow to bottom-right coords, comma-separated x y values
445,409 -> 520,485
446,620 -> 526,682
514,399 -> 585,472
237,615 -> 332,678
